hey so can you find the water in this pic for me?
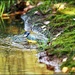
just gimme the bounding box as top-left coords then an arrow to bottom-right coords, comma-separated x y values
0,13 -> 51,74
21,13 -> 48,44
0,41 -> 54,74
0,10 -> 61,74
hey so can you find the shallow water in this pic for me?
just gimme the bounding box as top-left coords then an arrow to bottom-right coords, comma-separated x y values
0,15 -> 54,75
0,12 -> 62,74
0,45 -> 54,74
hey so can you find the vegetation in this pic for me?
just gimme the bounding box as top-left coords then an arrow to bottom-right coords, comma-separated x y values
0,0 -> 75,73
34,0 -> 75,73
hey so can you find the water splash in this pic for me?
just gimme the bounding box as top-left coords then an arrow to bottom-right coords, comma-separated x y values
21,13 -> 48,44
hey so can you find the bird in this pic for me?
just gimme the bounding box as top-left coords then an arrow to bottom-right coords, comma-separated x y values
21,12 -> 48,44
24,31 -> 48,44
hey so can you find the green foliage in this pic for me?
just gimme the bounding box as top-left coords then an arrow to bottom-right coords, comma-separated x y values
0,0 -> 17,16
61,50 -> 75,69
41,2 -> 52,14
33,0 -> 75,71
0,18 -> 6,33
0,0 -> 75,72
0,1 -> 5,17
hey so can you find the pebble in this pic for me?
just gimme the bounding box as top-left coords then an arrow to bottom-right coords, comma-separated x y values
71,67 -> 75,72
73,57 -> 75,60
43,21 -> 50,25
62,57 -> 67,62
62,67 -> 69,73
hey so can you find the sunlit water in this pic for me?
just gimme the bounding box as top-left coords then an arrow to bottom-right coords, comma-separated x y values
0,16 -> 53,75
0,46 -> 54,74
0,11 -> 61,74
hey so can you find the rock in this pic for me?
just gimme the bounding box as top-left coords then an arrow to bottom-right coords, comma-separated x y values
73,18 -> 75,21
73,57 -> 75,60
62,67 -> 69,73
37,51 -> 47,57
43,21 -> 50,25
46,65 -> 55,71
71,67 -> 75,72
62,57 -> 67,62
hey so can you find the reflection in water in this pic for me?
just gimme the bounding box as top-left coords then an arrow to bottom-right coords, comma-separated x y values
6,25 -> 20,35
0,17 -> 24,35
0,13 -> 53,74
0,49 -> 25,74
0,48 -> 53,74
